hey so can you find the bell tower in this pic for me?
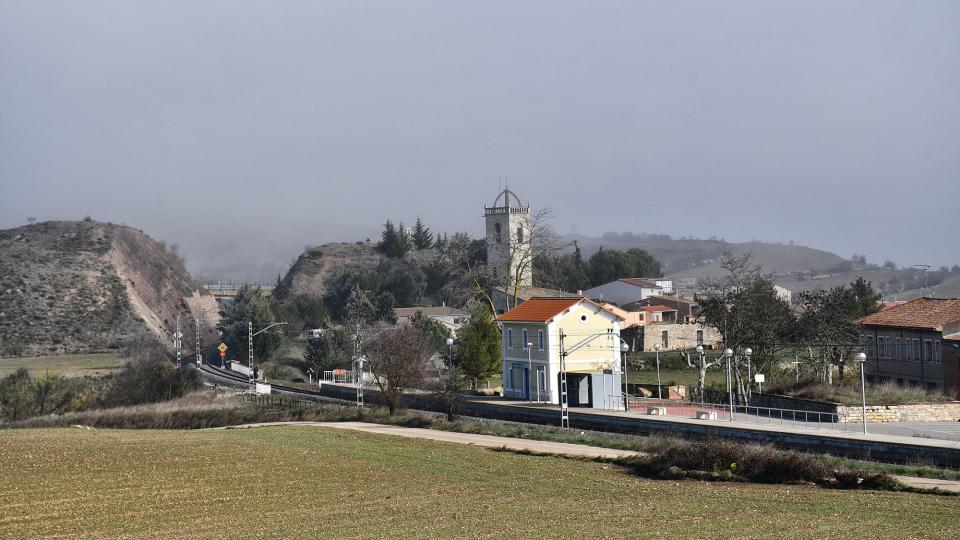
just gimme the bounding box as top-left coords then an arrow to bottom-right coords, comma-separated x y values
485,187 -> 532,288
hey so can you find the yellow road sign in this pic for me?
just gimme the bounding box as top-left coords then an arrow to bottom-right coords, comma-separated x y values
217,343 -> 228,353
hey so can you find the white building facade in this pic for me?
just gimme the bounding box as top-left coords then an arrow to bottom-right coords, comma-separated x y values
498,297 -> 625,410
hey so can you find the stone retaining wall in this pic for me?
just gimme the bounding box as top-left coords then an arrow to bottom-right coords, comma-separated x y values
749,393 -> 960,423
837,403 -> 960,423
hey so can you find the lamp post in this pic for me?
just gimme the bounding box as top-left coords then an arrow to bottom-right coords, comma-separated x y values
526,342 -> 534,402
695,344 -> 704,403
724,348 -> 734,421
446,337 -> 454,368
654,343 -> 662,399
620,341 -> 631,411
744,347 -> 753,404
855,351 -> 868,434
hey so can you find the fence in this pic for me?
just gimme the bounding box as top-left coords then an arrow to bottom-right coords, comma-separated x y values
621,395 -> 866,434
322,370 -> 355,384
241,393 -> 312,411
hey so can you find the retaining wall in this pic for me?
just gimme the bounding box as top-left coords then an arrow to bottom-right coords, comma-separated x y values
749,393 -> 960,423
311,383 -> 960,467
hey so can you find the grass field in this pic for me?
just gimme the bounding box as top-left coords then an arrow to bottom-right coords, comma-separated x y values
628,369 -> 728,387
1,427 -> 957,539
0,353 -> 125,377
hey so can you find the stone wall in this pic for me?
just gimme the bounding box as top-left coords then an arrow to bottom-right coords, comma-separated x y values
749,393 -> 960,423
837,403 -> 960,423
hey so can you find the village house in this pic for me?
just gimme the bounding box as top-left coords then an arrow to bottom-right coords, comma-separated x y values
582,278 -> 673,306
394,305 -> 469,336
858,297 -> 960,396
497,297 -> 626,409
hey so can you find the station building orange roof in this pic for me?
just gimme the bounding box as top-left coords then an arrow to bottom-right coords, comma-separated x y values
497,297 -> 606,323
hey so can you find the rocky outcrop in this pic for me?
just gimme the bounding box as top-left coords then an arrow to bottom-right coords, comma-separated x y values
0,220 -> 218,356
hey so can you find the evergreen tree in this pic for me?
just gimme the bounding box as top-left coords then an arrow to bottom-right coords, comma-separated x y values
375,220 -> 411,258
411,216 -> 433,250
410,310 -> 452,355
849,276 -> 882,317
218,284 -> 282,361
303,327 -> 352,372
453,302 -> 502,388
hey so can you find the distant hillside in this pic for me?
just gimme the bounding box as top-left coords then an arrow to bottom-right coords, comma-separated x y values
273,241 -> 438,302
564,233 -> 847,277
272,242 -> 383,301
0,221 -> 218,356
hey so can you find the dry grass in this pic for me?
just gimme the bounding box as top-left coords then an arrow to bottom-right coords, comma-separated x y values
1,426 -> 957,539
0,353 -> 125,377
767,380 -> 953,405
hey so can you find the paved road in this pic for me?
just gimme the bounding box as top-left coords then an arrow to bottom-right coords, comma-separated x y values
220,421 -> 960,493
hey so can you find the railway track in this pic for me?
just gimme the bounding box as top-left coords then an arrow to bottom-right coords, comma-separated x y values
199,364 -> 357,406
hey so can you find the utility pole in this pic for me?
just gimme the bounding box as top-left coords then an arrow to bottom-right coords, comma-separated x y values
174,311 -> 182,368
195,312 -> 202,367
559,329 -> 569,429
354,323 -> 364,407
248,321 -> 254,389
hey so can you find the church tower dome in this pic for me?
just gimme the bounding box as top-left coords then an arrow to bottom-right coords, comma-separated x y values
484,187 -> 532,288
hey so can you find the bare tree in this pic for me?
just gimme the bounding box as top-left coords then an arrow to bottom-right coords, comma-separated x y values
697,250 -> 794,403
363,324 -> 431,414
492,208 -> 562,311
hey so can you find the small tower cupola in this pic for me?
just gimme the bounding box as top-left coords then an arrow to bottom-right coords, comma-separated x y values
484,187 -> 533,288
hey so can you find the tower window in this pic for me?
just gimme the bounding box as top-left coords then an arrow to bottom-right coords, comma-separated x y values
516,226 -> 524,243
495,223 -> 502,244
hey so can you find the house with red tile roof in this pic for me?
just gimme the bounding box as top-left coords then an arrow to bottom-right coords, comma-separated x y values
497,297 -> 626,408
858,297 -> 960,396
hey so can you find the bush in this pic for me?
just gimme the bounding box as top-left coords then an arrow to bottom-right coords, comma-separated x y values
765,380 -> 951,405
622,437 -> 832,484
100,359 -> 202,408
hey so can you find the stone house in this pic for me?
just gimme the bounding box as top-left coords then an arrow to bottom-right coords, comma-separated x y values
858,297 -> 960,396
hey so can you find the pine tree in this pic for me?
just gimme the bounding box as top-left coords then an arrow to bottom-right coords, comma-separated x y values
411,216 -> 433,250
375,220 -> 411,258
453,302 -> 502,388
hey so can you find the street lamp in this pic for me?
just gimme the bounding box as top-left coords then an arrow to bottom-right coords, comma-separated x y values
654,343 -> 662,399
855,351 -> 868,434
744,347 -> 753,404
724,348 -> 734,421
446,337 -> 454,367
695,344 -> 704,403
620,341 -> 631,411
526,342 -> 534,402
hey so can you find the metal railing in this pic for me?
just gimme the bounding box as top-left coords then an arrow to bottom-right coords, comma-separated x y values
619,395 -> 866,434
322,370 -> 355,384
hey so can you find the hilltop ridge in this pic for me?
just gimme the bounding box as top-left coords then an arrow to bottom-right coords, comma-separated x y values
0,220 -> 218,356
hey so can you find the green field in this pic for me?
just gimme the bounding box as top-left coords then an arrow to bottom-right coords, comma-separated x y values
628,369 -> 728,387
1,427 -> 957,539
0,353 -> 125,377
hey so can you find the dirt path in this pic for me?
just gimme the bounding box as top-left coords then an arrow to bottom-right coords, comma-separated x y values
221,421 -> 642,459
219,421 -> 960,492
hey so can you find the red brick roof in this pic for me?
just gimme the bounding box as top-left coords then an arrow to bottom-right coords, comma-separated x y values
858,297 -> 960,330
497,297 -> 612,323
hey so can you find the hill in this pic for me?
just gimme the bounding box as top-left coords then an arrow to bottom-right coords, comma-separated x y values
272,242 -> 383,301
565,233 -> 847,277
0,220 -> 218,356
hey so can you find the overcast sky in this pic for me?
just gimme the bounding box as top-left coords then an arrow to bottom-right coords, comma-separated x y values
2,1 -> 958,279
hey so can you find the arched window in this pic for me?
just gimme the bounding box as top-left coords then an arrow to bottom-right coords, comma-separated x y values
516,226 -> 524,243
494,223 -> 502,244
